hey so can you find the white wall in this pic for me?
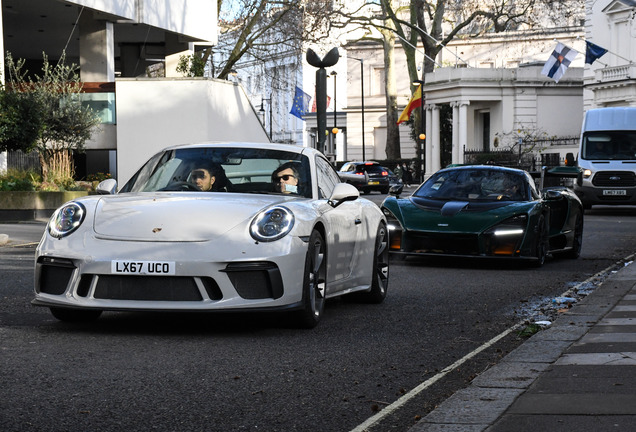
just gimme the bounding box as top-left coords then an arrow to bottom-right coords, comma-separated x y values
0,0 -> 5,174
115,78 -> 269,185
67,0 -> 217,43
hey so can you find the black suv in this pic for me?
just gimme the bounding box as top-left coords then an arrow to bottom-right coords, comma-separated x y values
338,161 -> 390,194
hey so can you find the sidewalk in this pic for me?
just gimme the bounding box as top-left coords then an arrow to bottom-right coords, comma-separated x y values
410,256 -> 636,432
0,220 -> 47,246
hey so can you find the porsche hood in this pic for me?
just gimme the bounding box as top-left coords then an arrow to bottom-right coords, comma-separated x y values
91,193 -> 289,241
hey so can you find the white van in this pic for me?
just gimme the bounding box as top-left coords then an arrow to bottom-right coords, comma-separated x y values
574,107 -> 636,209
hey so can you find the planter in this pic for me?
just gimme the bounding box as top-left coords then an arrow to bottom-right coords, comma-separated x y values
0,191 -> 93,222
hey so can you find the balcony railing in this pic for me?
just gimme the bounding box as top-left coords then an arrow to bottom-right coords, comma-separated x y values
596,64 -> 636,82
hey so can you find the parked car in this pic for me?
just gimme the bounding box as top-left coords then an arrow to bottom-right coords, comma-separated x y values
33,142 -> 389,328
381,165 -> 584,266
338,161 -> 391,194
383,166 -> 404,189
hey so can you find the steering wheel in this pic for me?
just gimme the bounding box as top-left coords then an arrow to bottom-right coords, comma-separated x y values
159,181 -> 200,191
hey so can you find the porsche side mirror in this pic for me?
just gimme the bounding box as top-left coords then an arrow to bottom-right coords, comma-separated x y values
96,178 -> 117,195
389,184 -> 404,197
328,183 -> 360,207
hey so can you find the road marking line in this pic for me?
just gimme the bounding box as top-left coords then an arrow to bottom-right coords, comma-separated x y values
349,322 -> 522,432
351,254 -> 635,432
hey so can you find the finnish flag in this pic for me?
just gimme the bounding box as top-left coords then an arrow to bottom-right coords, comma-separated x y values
541,43 -> 579,83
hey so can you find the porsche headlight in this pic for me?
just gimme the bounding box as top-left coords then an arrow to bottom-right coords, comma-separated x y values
48,202 -> 86,239
250,206 -> 295,242
484,215 -> 527,255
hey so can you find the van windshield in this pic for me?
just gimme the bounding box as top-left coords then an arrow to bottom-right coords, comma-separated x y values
581,131 -> 636,160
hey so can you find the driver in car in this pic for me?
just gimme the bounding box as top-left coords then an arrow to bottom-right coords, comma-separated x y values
190,162 -> 227,191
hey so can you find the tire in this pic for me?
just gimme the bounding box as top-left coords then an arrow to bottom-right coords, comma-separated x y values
50,307 -> 102,322
295,230 -> 327,329
566,212 -> 583,259
381,187 -> 390,195
533,215 -> 548,267
355,223 -> 389,303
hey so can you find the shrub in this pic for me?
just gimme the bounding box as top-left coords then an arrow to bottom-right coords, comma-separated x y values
0,169 -> 40,191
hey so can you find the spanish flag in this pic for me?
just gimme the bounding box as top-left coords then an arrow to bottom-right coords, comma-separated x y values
397,85 -> 422,125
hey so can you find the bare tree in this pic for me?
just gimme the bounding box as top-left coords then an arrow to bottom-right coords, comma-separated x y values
178,0 -> 338,79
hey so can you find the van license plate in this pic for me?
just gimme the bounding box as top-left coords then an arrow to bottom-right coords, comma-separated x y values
111,260 -> 175,275
603,190 -> 626,196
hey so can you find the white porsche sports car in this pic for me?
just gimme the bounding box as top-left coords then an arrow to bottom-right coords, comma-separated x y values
33,143 -> 389,328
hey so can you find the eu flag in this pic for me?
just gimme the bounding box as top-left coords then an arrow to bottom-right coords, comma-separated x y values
290,86 -> 311,120
585,41 -> 608,65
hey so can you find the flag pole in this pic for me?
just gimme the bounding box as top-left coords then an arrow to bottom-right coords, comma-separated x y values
574,36 -> 633,64
395,33 -> 443,68
413,24 -> 471,67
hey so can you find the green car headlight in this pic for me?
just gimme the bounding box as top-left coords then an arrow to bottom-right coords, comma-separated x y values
48,202 -> 86,239
382,208 -> 403,250
484,215 -> 527,256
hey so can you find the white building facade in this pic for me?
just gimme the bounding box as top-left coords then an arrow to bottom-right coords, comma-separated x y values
584,0 -> 636,108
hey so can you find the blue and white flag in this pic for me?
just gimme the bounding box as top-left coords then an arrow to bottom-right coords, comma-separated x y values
290,86 -> 312,120
541,43 -> 579,83
585,41 -> 608,65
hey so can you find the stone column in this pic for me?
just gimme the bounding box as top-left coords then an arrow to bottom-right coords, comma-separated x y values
79,12 -> 115,82
431,105 -> 441,173
458,101 -> 470,165
425,104 -> 434,176
451,102 -> 460,164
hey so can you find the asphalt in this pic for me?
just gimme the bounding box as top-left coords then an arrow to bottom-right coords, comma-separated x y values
3,222 -> 636,431
409,256 -> 636,432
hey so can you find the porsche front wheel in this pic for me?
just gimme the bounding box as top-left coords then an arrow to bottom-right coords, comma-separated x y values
295,230 -> 327,329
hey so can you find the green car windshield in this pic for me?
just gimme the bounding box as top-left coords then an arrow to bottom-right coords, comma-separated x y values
415,169 -> 528,202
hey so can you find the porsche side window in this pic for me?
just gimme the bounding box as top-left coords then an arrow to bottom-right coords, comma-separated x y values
316,157 -> 339,199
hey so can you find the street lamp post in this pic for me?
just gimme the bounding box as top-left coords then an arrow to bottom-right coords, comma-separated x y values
330,70 -> 338,159
259,94 -> 272,141
350,57 -> 366,161
413,80 -> 426,181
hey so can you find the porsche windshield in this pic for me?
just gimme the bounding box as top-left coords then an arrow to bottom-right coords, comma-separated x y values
581,131 -> 636,161
120,147 -> 312,197
415,168 -> 528,202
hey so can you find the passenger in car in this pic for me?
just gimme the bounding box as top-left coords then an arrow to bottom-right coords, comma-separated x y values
272,162 -> 301,194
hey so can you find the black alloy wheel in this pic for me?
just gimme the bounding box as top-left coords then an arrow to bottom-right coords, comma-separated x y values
350,223 -> 389,303
566,212 -> 584,259
295,230 -> 327,328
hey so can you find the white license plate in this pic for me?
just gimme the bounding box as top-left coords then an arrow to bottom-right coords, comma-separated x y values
603,189 -> 626,196
111,260 -> 175,275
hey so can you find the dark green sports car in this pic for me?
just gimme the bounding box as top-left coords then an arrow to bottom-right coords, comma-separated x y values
381,165 -> 584,266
